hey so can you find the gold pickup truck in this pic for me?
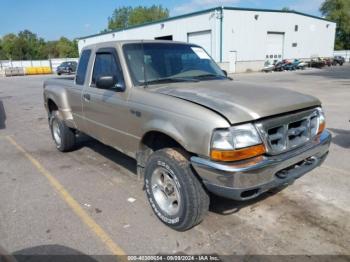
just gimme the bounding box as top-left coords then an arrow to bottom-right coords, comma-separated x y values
43,40 -> 331,231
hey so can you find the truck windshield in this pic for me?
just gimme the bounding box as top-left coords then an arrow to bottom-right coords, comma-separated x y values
123,43 -> 226,86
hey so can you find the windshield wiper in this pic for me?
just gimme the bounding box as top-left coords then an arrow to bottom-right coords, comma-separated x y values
143,77 -> 199,86
193,74 -> 226,79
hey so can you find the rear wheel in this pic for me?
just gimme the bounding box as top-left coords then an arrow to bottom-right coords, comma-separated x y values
144,148 -> 209,231
49,111 -> 76,152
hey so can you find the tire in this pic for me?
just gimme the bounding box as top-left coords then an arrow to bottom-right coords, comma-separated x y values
144,148 -> 209,231
49,111 -> 76,152
57,72 -> 61,76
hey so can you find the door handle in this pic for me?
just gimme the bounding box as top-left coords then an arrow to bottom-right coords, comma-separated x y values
83,93 -> 91,102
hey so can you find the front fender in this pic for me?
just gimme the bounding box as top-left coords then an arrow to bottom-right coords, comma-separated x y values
140,115 -> 215,158
141,119 -> 188,150
131,88 -> 231,158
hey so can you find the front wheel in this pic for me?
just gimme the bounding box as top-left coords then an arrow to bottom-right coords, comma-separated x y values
144,148 -> 209,231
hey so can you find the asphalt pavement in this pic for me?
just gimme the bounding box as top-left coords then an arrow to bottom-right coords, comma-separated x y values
0,65 -> 349,260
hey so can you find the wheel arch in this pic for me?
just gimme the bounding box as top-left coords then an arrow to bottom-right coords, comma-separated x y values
47,98 -> 58,114
137,129 -> 192,169
44,86 -> 74,123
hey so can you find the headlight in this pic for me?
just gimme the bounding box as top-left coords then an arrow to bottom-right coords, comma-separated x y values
211,123 -> 266,162
230,124 -> 263,148
211,129 -> 234,150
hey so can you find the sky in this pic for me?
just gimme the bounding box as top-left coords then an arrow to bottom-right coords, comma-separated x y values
0,0 -> 325,41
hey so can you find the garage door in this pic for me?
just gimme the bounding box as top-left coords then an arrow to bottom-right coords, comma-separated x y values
188,30 -> 212,55
266,32 -> 285,61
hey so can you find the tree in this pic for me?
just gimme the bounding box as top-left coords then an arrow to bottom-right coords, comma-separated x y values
56,37 -> 78,58
36,38 -> 48,59
320,0 -> 350,50
15,30 -> 49,60
1,34 -> 18,59
108,7 -> 132,30
0,31 -> 79,60
43,41 -> 60,58
0,39 -> 6,60
107,5 -> 169,31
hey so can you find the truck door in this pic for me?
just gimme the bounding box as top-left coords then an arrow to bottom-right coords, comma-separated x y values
82,47 -> 136,155
67,48 -> 92,133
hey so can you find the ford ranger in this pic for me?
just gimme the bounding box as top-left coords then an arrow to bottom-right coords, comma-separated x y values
43,40 -> 331,231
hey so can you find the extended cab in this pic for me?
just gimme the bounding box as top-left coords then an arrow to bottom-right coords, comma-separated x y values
43,40 -> 331,231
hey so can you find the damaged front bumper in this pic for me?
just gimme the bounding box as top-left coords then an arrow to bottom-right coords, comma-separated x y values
191,130 -> 331,200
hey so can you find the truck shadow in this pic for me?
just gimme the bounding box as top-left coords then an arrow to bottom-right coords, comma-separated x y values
328,128 -> 350,149
0,100 -> 6,129
76,135 -> 289,215
209,185 -> 288,215
76,135 -> 137,175
1,244 -> 100,262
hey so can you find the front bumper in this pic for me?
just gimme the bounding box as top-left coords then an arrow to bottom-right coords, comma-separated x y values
191,130 -> 331,200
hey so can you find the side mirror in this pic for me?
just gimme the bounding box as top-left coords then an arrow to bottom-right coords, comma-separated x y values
96,76 -> 116,89
222,70 -> 228,77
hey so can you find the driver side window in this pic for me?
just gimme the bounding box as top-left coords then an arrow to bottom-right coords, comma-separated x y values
91,52 -> 124,90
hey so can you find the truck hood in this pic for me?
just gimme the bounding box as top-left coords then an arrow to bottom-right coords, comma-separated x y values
150,80 -> 321,124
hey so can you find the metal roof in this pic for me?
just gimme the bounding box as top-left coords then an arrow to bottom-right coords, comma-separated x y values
77,6 -> 334,40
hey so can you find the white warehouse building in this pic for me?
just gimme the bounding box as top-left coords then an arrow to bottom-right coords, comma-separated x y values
78,6 -> 336,73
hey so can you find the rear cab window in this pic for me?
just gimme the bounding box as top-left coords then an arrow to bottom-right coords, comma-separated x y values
75,49 -> 92,85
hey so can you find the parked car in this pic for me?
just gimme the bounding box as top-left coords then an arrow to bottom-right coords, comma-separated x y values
308,58 -> 325,68
56,61 -> 77,75
282,59 -> 297,71
273,60 -> 285,71
43,40 -> 331,231
271,59 -> 296,71
293,59 -> 308,70
262,60 -> 275,73
333,56 -> 345,66
265,59 -> 305,72
322,57 -> 333,67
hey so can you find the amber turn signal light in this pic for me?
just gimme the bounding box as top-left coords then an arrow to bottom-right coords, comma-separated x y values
317,121 -> 326,135
210,144 -> 266,162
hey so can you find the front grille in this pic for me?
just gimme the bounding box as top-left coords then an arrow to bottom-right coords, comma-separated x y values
256,109 -> 319,155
